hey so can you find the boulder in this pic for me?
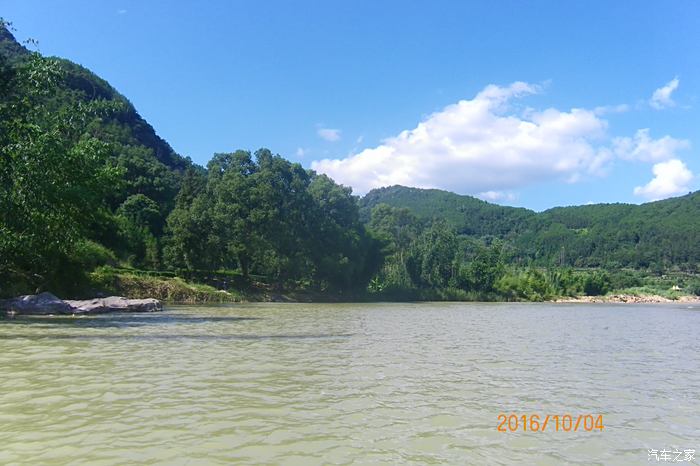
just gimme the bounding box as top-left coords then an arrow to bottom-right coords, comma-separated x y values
1,292 -> 73,315
0,293 -> 163,316
65,297 -> 162,314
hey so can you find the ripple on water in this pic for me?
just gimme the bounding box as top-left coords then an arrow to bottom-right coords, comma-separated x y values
0,303 -> 698,465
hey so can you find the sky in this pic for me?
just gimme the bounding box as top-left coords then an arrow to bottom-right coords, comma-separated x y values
3,0 -> 700,210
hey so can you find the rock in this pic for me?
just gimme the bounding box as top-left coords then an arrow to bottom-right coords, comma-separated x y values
65,297 -> 162,314
0,292 -> 73,315
0,293 -> 163,315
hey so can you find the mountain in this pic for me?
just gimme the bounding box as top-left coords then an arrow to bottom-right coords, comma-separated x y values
0,24 -> 192,214
0,22 -> 201,289
360,185 -> 700,270
0,23 -> 27,60
0,25 -> 188,171
359,185 -> 537,238
2,20 -> 697,301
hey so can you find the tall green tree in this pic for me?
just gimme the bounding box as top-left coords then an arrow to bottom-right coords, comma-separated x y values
407,220 -> 457,288
0,48 -> 117,293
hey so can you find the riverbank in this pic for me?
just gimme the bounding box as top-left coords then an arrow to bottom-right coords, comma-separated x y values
8,268 -> 695,306
555,294 -> 700,304
92,271 -> 700,305
92,275 -> 700,305
89,270 -> 244,304
85,268 -> 363,304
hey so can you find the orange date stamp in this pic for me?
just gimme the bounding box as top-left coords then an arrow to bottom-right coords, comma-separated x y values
497,413 -> 604,432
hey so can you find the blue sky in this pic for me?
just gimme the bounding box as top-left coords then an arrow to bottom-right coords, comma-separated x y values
3,0 -> 699,210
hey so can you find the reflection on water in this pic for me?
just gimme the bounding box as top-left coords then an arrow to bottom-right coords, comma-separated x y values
2,314 -> 261,328
0,334 -> 355,341
0,302 -> 698,465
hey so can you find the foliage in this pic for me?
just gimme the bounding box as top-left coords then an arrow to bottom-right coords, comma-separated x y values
361,185 -> 700,272
456,244 -> 505,292
582,271 -> 611,296
0,44 -> 118,294
89,266 -> 236,303
163,150 -> 381,292
495,269 -> 555,301
687,280 -> 700,296
2,21 -> 698,302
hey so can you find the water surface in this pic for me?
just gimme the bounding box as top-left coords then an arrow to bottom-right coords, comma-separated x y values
0,302 -> 698,465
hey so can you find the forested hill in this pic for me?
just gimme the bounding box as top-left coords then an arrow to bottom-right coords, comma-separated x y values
1,25 -> 195,270
359,186 -> 537,237
360,185 -> 700,270
0,25 -> 188,172
1,22 -> 199,294
0,24 -> 26,58
0,21 -> 380,297
2,20 -> 698,301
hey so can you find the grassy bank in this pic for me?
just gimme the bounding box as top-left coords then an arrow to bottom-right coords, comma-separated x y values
85,267 -> 365,304
88,268 -> 242,304
58,266 -> 700,305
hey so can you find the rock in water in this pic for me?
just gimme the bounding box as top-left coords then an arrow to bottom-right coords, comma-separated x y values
64,297 -> 162,314
0,293 -> 163,315
0,292 -> 73,315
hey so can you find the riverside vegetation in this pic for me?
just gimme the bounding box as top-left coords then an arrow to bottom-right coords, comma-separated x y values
2,21 -> 700,303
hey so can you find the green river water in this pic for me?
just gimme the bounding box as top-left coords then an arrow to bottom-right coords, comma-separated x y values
0,302 -> 698,465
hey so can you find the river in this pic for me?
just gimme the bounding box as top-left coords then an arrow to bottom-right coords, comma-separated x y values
0,302 -> 698,465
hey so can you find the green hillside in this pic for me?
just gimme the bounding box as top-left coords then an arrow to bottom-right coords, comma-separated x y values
0,21 -> 379,297
1,19 -> 698,302
0,22 -> 195,293
360,185 -> 537,238
360,185 -> 700,271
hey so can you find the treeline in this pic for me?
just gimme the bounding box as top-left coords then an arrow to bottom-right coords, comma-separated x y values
162,150 -> 381,290
361,186 -> 700,272
364,203 -> 692,300
0,27 -> 381,296
2,22 -> 699,300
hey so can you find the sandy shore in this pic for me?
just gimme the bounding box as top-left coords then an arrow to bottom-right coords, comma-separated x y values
554,294 -> 700,304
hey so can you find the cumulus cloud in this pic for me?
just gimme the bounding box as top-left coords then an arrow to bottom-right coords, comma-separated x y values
317,127 -> 341,142
312,82 -> 612,195
613,128 -> 690,162
650,77 -> 679,110
593,104 -> 630,115
634,159 -> 694,200
295,147 -> 306,157
477,191 -> 517,202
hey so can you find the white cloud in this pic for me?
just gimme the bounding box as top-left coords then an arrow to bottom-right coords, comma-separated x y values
650,77 -> 679,110
633,159 -> 694,200
117,9 -> 127,14
317,127 -> 341,142
312,82 -> 612,195
613,128 -> 690,162
477,190 -> 517,203
295,147 -> 306,157
593,104 -> 630,115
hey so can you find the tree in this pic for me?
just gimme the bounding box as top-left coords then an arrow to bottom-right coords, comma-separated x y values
0,47 -> 117,294
308,174 -> 380,291
459,244 -> 505,292
408,220 -> 457,288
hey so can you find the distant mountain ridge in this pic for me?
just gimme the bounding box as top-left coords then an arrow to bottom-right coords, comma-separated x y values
360,185 -> 536,238
360,185 -> 700,269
